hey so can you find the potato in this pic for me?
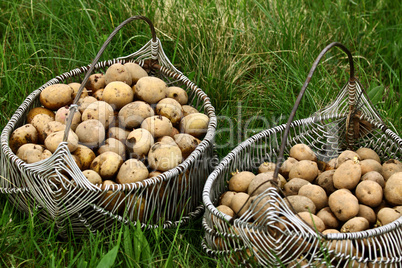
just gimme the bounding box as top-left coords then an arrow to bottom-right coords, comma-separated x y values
55,106 -> 81,131
75,119 -> 105,149
355,180 -> 383,207
100,180 -> 125,212
279,157 -> 298,178
27,107 -> 55,124
179,113 -> 209,138
148,171 -> 162,178
228,171 -> 256,193
382,159 -> 402,181
250,196 -> 272,221
219,191 -> 237,207
289,144 -> 317,162
77,96 -> 97,114
68,82 -> 89,100
31,113 -> 54,143
16,143 -> 44,163
72,144 -> 96,170
104,63 -> 132,86
361,171 -> 385,188
323,229 -> 355,256
173,133 -> 201,159
288,160 -> 319,182
258,162 -> 276,173
103,81 -> 134,110
39,83 -> 74,110
9,124 -> 39,153
118,101 -> 154,129
124,62 -> 147,83
357,204 -> 376,226
170,127 -> 180,138
90,151 -> 123,180
98,138 -> 126,159
317,207 -> 339,229
92,88 -> 104,100
377,207 -> 401,226
341,217 -> 369,233
326,158 -> 338,170
328,189 -> 359,221
297,212 -> 325,232
360,159 -> 383,176
141,115 -> 173,138
126,128 -> 154,159
216,205 -> 235,218
116,159 -> 149,184
44,130 -> 79,153
182,105 -> 199,116
82,169 -> 102,185
333,160 -> 361,190
356,147 -> 381,163
284,178 -> 310,196
383,172 -> 402,205
135,76 -> 167,104
315,169 -> 336,195
298,184 -> 328,211
286,195 -> 316,214
247,172 -> 284,196
107,127 -> 130,143
81,101 -> 114,127
155,98 -> 183,125
337,150 -> 360,166
230,192 -> 250,217
166,86 -> 188,105
85,73 -> 106,94
42,121 -> 66,142
147,142 -> 182,172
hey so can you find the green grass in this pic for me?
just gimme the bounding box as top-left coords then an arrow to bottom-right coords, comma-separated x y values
0,0 -> 401,266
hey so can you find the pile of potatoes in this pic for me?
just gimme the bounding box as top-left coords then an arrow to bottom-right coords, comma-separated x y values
9,62 -> 209,196
216,144 -> 402,236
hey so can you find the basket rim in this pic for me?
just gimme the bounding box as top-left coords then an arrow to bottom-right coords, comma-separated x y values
1,56 -> 217,193
202,112 -> 402,239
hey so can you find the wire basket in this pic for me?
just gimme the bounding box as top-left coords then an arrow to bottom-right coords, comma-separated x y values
202,42 -> 402,267
0,16 -> 217,237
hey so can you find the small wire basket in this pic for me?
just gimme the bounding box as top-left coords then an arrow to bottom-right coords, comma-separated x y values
202,42 -> 402,267
0,16 -> 217,237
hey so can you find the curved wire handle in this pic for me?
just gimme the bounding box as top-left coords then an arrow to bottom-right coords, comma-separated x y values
63,15 -> 157,142
272,42 -> 355,181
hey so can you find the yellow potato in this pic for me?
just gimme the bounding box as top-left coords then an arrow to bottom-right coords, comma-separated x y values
9,124 -> 39,153
40,83 -> 74,110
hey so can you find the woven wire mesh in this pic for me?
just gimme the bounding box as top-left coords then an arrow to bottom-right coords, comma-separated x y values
202,78 -> 402,267
1,17 -> 217,237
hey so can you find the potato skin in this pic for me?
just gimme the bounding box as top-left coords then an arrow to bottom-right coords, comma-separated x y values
340,217 -> 369,233
82,169 -> 102,185
288,160 -> 319,182
248,172 -> 284,196
135,76 -> 167,104
156,98 -> 183,125
355,180 -> 383,207
298,184 -> 328,211
126,128 -> 154,159
104,63 -> 132,86
166,86 -> 188,105
9,124 -> 39,153
230,192 -> 250,217
147,142 -> 182,172
173,133 -> 201,159
118,101 -> 154,129
85,73 -> 106,94
216,205 -> 235,218
228,171 -> 256,193
297,212 -> 325,232
289,144 -> 317,162
182,105 -> 199,116
40,84 -> 74,110
377,207 -> 401,226
90,151 -> 123,180
124,62 -> 148,83
317,207 -> 339,229
333,160 -> 361,190
328,189 -> 359,221
44,130 -> 79,153
81,101 -> 114,128
286,195 -> 316,214
384,172 -> 402,205
284,178 -> 310,196
27,107 -> 55,124
103,81 -> 134,110
179,113 -> 209,138
356,147 -> 381,163
75,119 -> 106,149
116,159 -> 149,184
73,145 -> 96,170
141,115 -> 173,139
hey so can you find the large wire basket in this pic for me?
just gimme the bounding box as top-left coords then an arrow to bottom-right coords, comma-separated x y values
202,42 -> 401,267
1,16 -> 217,237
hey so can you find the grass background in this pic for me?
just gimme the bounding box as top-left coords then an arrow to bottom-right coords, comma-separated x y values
0,0 -> 400,267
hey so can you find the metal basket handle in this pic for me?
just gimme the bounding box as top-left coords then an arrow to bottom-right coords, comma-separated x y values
63,15 -> 157,142
272,42 -> 356,181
